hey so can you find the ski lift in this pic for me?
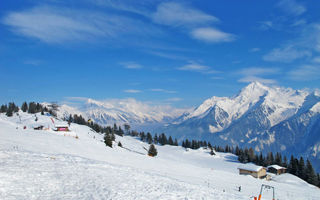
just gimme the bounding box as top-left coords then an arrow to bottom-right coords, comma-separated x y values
254,184 -> 275,200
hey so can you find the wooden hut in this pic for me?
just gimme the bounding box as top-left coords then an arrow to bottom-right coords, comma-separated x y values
267,165 -> 287,175
238,163 -> 267,179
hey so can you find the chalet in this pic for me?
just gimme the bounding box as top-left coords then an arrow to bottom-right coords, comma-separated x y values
267,165 -> 287,175
54,124 -> 69,132
238,163 -> 267,179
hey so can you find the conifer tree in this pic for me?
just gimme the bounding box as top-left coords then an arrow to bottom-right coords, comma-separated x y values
297,157 -> 305,179
153,134 -> 158,144
174,138 -> 178,146
147,132 -> 153,144
22,102 -> 28,112
6,107 -> 13,117
104,133 -> 113,148
0,104 -> 7,113
305,160 -> 317,185
148,144 -> 157,157
118,141 -> 122,147
168,136 -> 174,145
210,147 -> 215,156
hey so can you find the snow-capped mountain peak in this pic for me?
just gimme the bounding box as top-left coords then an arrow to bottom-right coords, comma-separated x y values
56,98 -> 188,128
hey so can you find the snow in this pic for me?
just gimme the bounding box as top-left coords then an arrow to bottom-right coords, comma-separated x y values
310,102 -> 320,113
268,165 -> 286,170
55,98 -> 188,127
1,112 -> 320,200
238,163 -> 264,172
180,82 -> 310,133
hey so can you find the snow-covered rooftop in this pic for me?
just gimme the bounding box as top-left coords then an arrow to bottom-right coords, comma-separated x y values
268,165 -> 286,170
54,124 -> 69,128
237,163 -> 264,172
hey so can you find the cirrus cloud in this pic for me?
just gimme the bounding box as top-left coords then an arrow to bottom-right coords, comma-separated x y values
191,27 -> 235,43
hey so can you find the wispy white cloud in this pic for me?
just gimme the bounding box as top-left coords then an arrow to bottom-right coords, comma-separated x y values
178,63 -> 210,71
259,21 -> 274,31
237,67 -> 279,84
2,5 -> 161,44
178,63 -> 220,75
287,65 -> 320,81
238,76 -> 277,84
291,19 -> 307,27
191,27 -> 235,43
277,0 -> 306,16
263,23 -> 320,63
151,2 -> 235,44
123,89 -> 142,93
312,57 -> 320,63
263,45 -> 311,62
146,50 -> 187,60
238,67 -> 280,76
165,97 -> 183,102
249,48 -> 260,52
23,59 -> 43,66
119,62 -> 143,69
92,0 -> 151,17
149,88 -> 176,94
152,2 -> 218,27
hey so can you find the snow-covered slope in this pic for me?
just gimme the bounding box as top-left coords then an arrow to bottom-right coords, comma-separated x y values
1,112 -> 319,199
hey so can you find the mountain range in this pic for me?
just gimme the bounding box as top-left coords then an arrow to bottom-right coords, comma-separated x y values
55,82 -> 320,171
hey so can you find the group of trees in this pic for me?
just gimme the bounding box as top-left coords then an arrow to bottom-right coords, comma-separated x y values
181,139 -> 212,150
0,102 -> 19,117
0,101 -> 54,117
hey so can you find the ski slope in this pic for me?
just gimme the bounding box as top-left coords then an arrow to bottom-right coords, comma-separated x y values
0,112 -> 319,200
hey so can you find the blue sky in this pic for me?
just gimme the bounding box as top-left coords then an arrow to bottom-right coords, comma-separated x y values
1,0 -> 320,107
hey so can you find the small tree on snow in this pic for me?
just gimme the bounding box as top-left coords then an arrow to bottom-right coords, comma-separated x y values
118,141 -> 122,147
104,133 -> 113,148
148,144 -> 157,157
210,147 -> 215,156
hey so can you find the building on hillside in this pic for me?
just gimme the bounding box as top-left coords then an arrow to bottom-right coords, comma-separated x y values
267,165 -> 287,175
238,163 -> 267,179
54,124 -> 69,131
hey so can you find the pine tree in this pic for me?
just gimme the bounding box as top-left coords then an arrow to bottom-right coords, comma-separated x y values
118,141 -> 122,147
104,133 -> 113,148
305,160 -> 317,185
147,132 -> 153,144
124,124 -> 130,135
174,138 -> 178,146
275,152 -> 282,166
282,156 -> 288,168
297,157 -> 305,179
0,104 -> 8,113
6,107 -> 13,117
168,136 -> 174,145
148,144 -> 157,157
210,147 -> 215,156
28,102 -> 37,113
21,102 -> 28,112
153,134 -> 158,144
248,148 -> 255,162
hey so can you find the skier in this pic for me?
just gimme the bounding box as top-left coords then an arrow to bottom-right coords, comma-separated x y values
239,186 -> 241,192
